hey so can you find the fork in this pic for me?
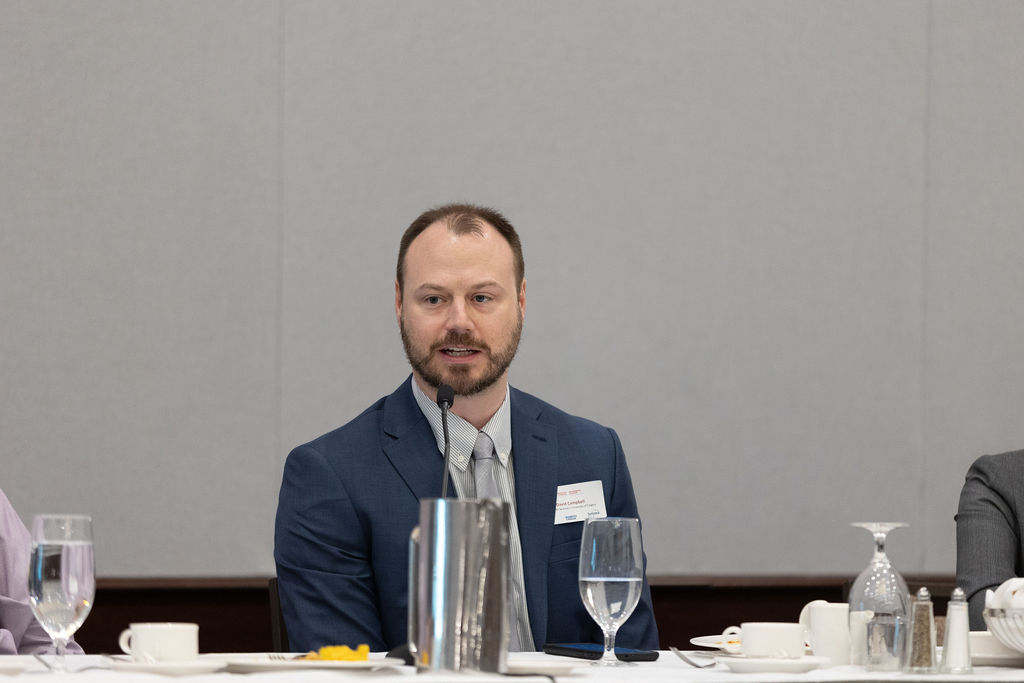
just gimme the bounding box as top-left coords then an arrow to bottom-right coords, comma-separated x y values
669,646 -> 717,668
33,654 -> 56,672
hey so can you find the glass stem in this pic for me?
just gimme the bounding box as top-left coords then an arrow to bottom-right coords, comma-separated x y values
601,629 -> 618,664
53,638 -> 68,672
873,531 -> 887,560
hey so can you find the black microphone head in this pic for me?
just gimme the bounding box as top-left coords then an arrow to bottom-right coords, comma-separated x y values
435,383 -> 455,409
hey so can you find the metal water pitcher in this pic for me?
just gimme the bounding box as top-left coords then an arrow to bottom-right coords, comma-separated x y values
407,497 -> 509,672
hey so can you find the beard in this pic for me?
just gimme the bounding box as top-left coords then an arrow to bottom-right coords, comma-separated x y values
400,313 -> 523,397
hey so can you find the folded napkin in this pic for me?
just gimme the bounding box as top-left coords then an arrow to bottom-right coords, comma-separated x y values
988,577 -> 1024,609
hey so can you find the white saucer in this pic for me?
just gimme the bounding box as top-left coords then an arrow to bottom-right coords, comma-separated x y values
690,634 -> 812,654
716,655 -> 828,674
107,659 -> 226,676
691,634 -> 735,649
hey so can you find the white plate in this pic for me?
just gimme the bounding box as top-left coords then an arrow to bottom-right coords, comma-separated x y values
506,655 -> 585,676
107,660 -> 226,676
716,655 -> 828,674
223,654 -> 404,673
0,661 -> 27,675
974,652 -> 1024,667
970,631 -> 1024,666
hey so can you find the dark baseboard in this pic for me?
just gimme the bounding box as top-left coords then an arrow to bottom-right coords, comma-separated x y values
76,578 -> 273,654
73,575 -> 956,653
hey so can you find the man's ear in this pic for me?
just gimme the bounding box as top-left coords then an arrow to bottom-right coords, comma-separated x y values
394,280 -> 403,324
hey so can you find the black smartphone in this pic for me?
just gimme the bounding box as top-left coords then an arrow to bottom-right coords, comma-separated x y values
542,643 -> 659,662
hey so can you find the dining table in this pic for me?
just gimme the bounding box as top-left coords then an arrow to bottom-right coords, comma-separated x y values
7,651 -> 1024,683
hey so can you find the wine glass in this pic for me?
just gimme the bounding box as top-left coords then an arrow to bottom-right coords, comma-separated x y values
847,522 -> 909,671
27,514 -> 95,667
578,517 -> 643,666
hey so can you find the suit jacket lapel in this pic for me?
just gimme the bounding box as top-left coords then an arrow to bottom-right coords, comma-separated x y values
382,378 -> 448,502
510,389 -> 559,647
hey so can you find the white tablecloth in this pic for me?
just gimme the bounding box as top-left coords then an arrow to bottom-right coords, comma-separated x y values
10,652 -> 1024,683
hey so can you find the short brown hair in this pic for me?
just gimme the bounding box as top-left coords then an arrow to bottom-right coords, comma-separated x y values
396,203 -> 525,292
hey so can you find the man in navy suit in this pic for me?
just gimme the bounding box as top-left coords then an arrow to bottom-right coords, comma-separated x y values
274,203 -> 659,652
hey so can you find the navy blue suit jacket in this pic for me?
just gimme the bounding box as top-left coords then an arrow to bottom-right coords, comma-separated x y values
274,377 -> 659,652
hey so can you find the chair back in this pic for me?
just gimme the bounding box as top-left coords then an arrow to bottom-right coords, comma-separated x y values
268,577 -> 289,652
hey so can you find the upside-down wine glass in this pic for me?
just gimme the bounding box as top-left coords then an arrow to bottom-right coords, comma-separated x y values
27,514 -> 95,669
847,522 -> 910,671
578,516 -> 644,666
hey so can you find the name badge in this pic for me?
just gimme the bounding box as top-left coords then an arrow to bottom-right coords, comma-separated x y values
554,480 -> 607,525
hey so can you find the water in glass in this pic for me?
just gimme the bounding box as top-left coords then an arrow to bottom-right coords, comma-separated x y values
580,577 -> 643,633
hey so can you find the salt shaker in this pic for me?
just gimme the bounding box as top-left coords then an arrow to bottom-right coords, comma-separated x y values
905,586 -> 937,673
942,587 -> 973,674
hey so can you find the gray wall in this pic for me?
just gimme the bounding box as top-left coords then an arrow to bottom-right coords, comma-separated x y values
3,1 -> 1023,579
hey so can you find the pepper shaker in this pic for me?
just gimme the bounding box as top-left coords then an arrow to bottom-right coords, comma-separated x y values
942,587 -> 973,674
905,586 -> 937,673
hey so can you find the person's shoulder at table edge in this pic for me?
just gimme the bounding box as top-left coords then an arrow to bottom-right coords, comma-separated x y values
284,380 -> 415,463
963,449 -> 1024,491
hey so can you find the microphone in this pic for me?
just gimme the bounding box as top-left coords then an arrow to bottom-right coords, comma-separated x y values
436,384 -> 455,498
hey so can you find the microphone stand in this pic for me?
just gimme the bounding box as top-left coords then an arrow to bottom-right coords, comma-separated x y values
436,383 -> 455,498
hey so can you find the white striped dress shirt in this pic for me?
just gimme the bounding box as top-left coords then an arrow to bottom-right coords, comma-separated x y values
411,380 -> 536,652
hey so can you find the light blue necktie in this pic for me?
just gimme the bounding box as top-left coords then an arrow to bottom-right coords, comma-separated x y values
472,432 -> 501,500
471,432 -> 522,651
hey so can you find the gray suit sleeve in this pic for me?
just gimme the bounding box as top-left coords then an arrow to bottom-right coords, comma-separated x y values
955,452 -> 1024,630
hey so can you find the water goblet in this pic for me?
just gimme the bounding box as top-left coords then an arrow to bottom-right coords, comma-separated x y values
578,516 -> 643,666
27,514 -> 95,668
847,522 -> 909,671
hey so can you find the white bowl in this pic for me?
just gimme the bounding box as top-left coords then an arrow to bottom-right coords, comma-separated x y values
982,608 -> 1024,653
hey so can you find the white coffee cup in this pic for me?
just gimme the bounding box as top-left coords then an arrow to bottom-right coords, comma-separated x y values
721,622 -> 805,659
799,600 -> 849,666
118,622 -> 199,662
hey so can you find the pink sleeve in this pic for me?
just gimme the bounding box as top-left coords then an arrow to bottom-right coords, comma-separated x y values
0,489 -> 84,654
